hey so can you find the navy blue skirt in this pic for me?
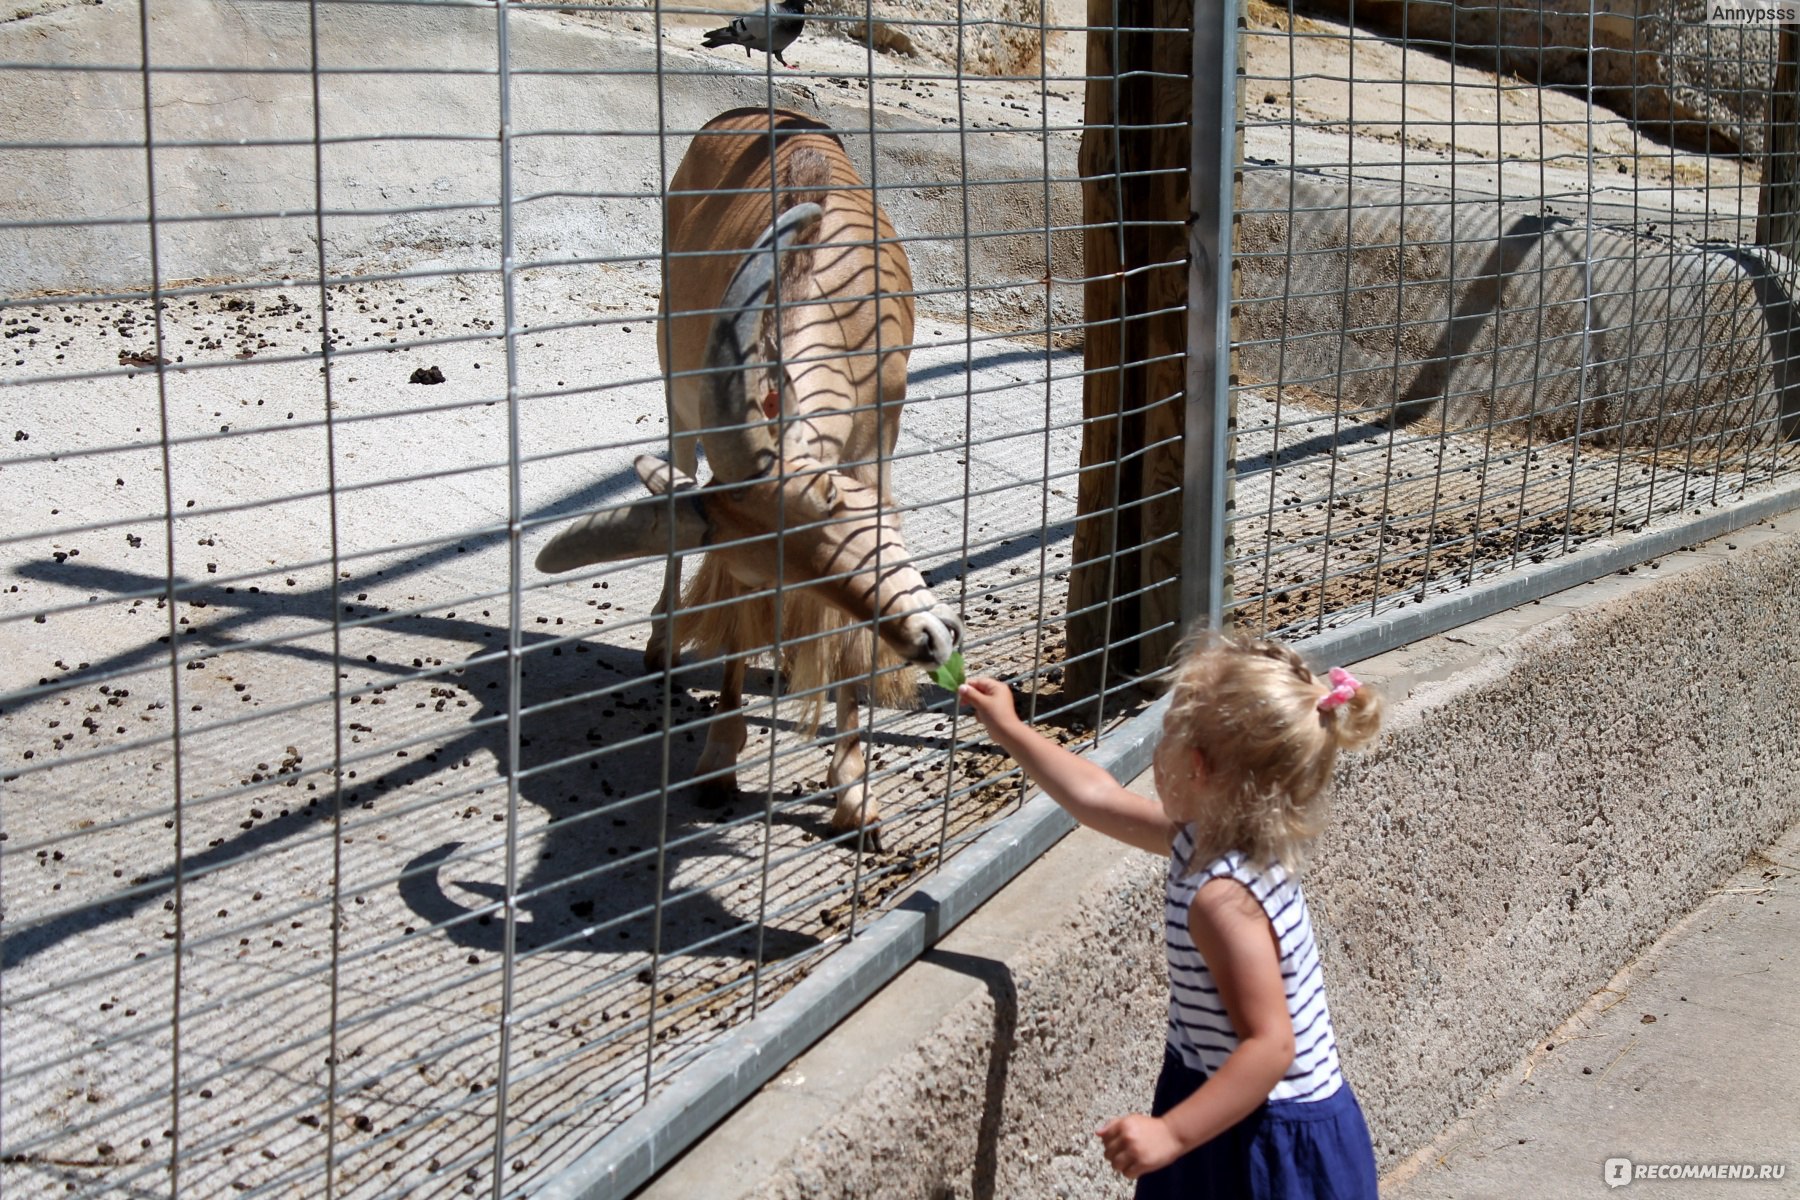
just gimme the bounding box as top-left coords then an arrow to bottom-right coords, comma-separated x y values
1134,1047 -> 1379,1200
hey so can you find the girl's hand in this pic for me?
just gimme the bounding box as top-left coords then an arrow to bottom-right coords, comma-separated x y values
957,677 -> 1177,854
1096,1113 -> 1184,1180
957,677 -> 1018,735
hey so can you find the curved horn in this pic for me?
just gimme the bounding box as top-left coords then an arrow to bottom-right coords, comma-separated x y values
535,495 -> 709,572
699,202 -> 823,482
535,458 -> 710,572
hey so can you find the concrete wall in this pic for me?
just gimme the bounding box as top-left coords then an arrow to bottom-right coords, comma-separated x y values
810,0 -> 1049,76
0,0 -> 1084,331
1234,170 -> 1800,448
642,506 -> 1800,1199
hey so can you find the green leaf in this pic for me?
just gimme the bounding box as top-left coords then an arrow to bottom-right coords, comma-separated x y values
928,651 -> 966,692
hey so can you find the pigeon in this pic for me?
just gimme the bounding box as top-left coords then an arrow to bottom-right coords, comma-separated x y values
701,0 -> 810,69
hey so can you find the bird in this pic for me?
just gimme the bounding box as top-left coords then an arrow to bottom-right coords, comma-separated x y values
700,0 -> 810,69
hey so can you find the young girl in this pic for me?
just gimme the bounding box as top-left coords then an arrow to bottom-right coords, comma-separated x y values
959,631 -> 1383,1199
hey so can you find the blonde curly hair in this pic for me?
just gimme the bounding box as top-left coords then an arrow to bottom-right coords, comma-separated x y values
1159,630 -> 1382,874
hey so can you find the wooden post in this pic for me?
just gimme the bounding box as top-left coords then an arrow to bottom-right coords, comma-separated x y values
1066,0 -> 1197,700
1757,23 -> 1800,260
1757,22 -> 1800,443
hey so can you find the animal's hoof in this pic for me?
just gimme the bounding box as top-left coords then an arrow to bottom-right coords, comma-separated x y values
644,641 -> 677,673
694,776 -> 738,810
828,808 -> 883,853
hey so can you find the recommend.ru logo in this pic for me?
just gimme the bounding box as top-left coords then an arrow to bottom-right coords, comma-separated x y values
1605,1157 -> 1790,1187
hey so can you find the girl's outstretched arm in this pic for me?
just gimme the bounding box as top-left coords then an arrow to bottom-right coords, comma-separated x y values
958,678 -> 1176,856
1097,877 -> 1297,1179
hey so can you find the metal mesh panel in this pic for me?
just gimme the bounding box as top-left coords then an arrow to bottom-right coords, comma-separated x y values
3,0 -> 1797,1196
1,1 -> 1136,1196
1228,1 -> 1800,640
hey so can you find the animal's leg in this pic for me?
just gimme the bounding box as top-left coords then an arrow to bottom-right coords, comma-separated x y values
826,686 -> 879,849
694,654 -> 747,809
644,557 -> 681,673
643,427 -> 701,672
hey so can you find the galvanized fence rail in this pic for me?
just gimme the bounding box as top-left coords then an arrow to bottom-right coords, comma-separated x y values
1,1 -> 1796,1198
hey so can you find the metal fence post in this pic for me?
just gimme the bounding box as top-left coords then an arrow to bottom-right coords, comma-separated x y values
1183,0 -> 1241,633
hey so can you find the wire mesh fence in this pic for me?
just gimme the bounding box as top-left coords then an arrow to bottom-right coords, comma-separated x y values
2,0 -> 1797,1197
1,2 -> 1117,1197
1226,1 -> 1800,640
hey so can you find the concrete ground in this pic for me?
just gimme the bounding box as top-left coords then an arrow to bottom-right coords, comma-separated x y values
1385,819 -> 1800,1200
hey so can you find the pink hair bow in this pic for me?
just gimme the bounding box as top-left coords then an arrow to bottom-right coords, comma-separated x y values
1316,666 -> 1361,712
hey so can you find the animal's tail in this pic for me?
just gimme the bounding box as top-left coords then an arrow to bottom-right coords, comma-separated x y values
700,25 -> 735,47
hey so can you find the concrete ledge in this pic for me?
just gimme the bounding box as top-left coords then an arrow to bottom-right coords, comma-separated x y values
1234,171 -> 1800,448
640,504 -> 1800,1198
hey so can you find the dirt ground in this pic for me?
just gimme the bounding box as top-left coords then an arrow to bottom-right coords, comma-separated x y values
0,265 -> 1113,1198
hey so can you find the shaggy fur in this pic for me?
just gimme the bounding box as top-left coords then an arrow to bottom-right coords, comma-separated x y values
678,559 -> 917,734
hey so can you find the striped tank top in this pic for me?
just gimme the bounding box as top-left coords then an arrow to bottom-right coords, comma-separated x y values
1164,826 -> 1345,1103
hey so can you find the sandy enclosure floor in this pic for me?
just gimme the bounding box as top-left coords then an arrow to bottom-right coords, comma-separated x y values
0,264 -> 1112,1198
2,5 -> 1794,1198
1230,400 -> 1800,634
